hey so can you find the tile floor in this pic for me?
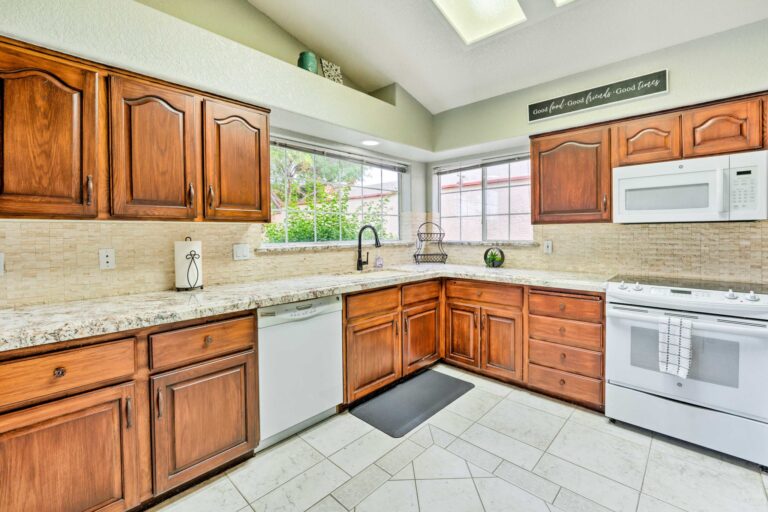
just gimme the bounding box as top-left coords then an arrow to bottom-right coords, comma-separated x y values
150,364 -> 768,512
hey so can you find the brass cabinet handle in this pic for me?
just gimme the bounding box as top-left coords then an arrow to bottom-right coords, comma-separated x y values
559,379 -> 566,386
126,397 -> 133,429
86,175 -> 94,206
53,367 -> 66,378
602,194 -> 608,212
208,185 -> 215,209
157,389 -> 164,418
204,335 -> 214,347
187,182 -> 195,207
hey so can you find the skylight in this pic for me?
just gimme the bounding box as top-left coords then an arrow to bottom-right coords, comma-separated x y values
432,0 -> 527,45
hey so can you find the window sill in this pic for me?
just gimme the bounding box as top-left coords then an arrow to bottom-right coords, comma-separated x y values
256,240 -> 415,254
441,240 -> 539,248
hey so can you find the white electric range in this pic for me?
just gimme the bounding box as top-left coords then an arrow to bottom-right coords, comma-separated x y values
605,276 -> 768,467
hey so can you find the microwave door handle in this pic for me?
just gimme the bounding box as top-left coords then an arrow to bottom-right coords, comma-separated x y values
716,168 -> 728,213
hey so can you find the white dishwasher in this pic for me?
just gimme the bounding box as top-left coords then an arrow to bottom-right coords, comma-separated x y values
257,295 -> 343,450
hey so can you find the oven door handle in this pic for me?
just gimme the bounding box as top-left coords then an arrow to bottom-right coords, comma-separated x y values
608,309 -> 768,337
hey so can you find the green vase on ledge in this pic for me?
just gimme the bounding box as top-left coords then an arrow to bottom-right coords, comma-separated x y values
298,51 -> 318,73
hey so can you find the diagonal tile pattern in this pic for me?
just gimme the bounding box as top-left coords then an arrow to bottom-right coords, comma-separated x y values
151,363 -> 768,512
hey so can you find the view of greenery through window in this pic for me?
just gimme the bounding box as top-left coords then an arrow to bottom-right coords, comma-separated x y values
265,145 -> 401,244
438,158 -> 533,242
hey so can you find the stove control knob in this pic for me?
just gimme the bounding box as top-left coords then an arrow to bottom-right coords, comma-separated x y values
618,281 -> 628,290
725,289 -> 738,300
746,291 -> 760,302
633,282 -> 643,291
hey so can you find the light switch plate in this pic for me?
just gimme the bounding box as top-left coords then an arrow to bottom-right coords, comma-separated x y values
0,252 -> 4,275
233,243 -> 251,261
99,248 -> 116,270
543,240 -> 553,255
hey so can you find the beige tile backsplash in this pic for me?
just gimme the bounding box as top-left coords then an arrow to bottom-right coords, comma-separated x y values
1,214 -> 766,308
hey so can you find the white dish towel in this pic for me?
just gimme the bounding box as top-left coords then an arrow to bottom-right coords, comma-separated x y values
658,316 -> 692,379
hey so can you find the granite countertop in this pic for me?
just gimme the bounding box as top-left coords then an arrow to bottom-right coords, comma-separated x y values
0,264 -> 611,353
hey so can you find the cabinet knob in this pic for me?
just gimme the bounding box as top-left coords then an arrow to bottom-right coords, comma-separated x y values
204,335 -> 214,347
208,185 -> 216,209
187,182 -> 195,207
559,303 -> 566,311
559,326 -> 566,335
559,379 -> 566,386
86,175 -> 94,206
53,367 -> 66,378
560,353 -> 567,360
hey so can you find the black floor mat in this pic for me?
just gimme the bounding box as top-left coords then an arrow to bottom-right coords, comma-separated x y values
349,369 -> 474,437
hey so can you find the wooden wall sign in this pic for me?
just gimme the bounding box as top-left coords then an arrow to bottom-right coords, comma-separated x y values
528,70 -> 668,122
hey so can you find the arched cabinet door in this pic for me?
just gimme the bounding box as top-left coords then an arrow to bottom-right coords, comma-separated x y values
109,76 -> 198,219
682,98 -> 763,157
0,46 -> 98,217
611,113 -> 682,166
531,126 -> 611,224
203,99 -> 270,221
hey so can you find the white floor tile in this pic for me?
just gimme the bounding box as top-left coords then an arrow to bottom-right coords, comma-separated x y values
547,421 -> 649,489
375,439 -> 424,475
413,445 -> 471,479
391,463 -> 415,480
446,437 -> 502,473
426,408 -> 473,436
228,437 -> 325,502
643,441 -> 768,512
299,413 -> 372,457
328,429 -> 401,476
429,424 -> 457,447
306,496 -> 346,512
150,476 -> 248,512
331,464 -> 389,509
478,399 -> 567,450
356,480 -> 419,512
570,409 -> 651,448
446,388 -> 502,421
416,478 -> 484,512
460,423 -> 543,470
636,494 -> 686,512
533,454 -> 639,512
468,463 -> 495,478
432,364 -> 512,397
494,460 -> 560,503
553,488 -> 612,512
475,477 -> 550,512
250,459 -> 349,512
506,386 -> 574,419
407,425 -> 434,447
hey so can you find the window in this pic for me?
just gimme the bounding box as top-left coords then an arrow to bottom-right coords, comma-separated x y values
438,157 -> 532,242
265,142 -> 402,244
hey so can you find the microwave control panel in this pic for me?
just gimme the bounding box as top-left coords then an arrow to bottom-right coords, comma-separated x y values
730,167 -> 757,211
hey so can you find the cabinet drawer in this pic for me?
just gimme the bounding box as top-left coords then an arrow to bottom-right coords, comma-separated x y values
445,280 -> 523,308
0,339 -> 135,409
529,291 -> 602,322
402,280 -> 441,305
528,315 -> 602,350
529,339 -> 602,378
346,287 -> 400,320
528,364 -> 603,407
150,317 -> 255,371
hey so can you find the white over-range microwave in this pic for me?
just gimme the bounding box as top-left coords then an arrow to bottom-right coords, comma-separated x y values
612,149 -> 768,223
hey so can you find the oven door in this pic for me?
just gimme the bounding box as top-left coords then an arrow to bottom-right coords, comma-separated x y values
606,303 -> 768,422
613,155 -> 730,223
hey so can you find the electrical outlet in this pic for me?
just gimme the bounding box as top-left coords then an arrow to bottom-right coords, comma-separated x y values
543,240 -> 553,255
0,252 -> 4,275
233,243 -> 251,261
99,248 -> 116,270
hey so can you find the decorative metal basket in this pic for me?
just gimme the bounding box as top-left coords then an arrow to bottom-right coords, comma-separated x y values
414,222 -> 448,264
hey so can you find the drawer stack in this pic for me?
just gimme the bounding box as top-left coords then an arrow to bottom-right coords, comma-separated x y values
527,290 -> 605,409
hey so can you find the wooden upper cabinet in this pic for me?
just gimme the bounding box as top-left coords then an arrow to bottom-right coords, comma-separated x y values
203,100 -> 270,221
0,383 -> 139,512
445,302 -> 480,367
612,113 -> 682,166
402,301 -> 440,376
531,126 -> 611,224
682,98 -> 763,157
480,307 -> 524,382
109,76 -> 198,219
0,46 -> 98,218
151,351 -> 257,494
346,312 -> 402,402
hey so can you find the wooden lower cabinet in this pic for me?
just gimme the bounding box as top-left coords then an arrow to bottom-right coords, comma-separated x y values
0,383 -> 139,512
445,301 -> 480,367
345,312 -> 401,402
402,301 -> 440,376
480,307 -> 524,382
151,351 -> 257,494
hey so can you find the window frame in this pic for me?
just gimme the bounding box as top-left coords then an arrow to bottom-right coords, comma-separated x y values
436,154 -> 532,243
267,140 -> 405,245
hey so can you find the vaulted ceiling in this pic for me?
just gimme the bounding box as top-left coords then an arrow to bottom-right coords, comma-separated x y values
249,0 -> 768,113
